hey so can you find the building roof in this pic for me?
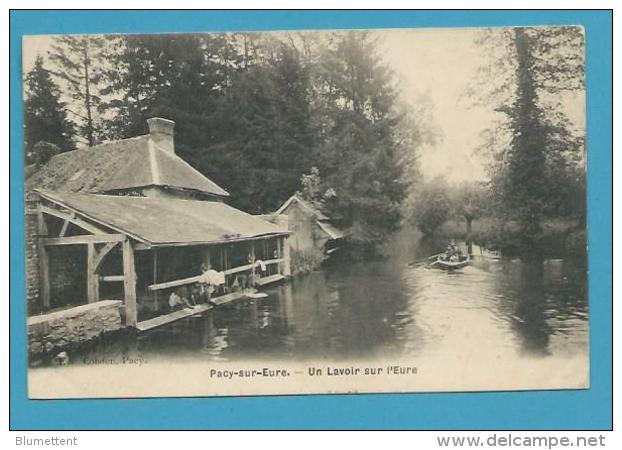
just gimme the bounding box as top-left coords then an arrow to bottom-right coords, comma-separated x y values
26,135 -> 229,197
317,221 -> 345,240
275,195 -> 345,240
37,190 -> 288,247
275,195 -> 329,220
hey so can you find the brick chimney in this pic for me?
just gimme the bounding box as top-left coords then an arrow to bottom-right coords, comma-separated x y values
147,117 -> 175,154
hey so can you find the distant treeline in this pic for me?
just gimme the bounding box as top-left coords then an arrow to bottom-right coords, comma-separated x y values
409,27 -> 586,260
24,31 -> 431,250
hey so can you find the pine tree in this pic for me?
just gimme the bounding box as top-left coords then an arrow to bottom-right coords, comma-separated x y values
75,32 -> 419,251
201,38 -> 318,213
49,35 -> 108,146
314,32 -> 410,250
23,56 -> 75,164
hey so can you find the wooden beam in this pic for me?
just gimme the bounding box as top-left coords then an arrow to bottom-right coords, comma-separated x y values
122,239 -> 137,327
251,242 -> 256,282
255,274 -> 285,287
86,243 -> 99,304
41,233 -> 126,246
36,204 -> 48,236
38,241 -> 50,309
100,275 -> 125,282
277,238 -> 282,275
136,303 -> 214,332
133,233 -> 290,250
146,259 -> 284,291
92,241 -> 119,271
148,274 -> 202,291
203,246 -> 212,268
59,219 -> 70,237
153,250 -> 159,313
40,205 -> 106,235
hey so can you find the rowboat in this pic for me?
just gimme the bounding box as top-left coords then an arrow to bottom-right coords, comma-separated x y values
431,254 -> 471,270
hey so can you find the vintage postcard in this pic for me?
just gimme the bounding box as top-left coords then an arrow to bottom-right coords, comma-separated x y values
22,26 -> 588,399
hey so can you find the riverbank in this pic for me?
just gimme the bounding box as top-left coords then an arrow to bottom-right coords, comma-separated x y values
435,217 -> 586,260
29,253 -> 589,397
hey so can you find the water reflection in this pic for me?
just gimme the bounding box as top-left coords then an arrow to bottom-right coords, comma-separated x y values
60,238 -> 588,367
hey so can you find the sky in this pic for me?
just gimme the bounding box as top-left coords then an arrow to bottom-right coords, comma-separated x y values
377,28 -> 493,182
23,28 -> 585,183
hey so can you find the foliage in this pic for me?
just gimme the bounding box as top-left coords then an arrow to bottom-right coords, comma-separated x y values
412,177 -> 452,235
448,181 -> 488,223
311,32 -> 414,249
31,141 -> 62,166
35,31 -> 431,252
23,57 -> 75,164
469,27 -> 586,248
49,35 -> 110,146
298,166 -> 323,202
291,248 -> 326,276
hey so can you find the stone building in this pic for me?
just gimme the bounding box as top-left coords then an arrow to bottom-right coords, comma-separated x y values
275,195 -> 345,257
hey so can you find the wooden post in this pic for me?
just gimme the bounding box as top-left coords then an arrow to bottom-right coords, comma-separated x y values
36,203 -> 48,236
39,243 -> 51,309
122,239 -> 137,327
282,236 -> 291,277
203,246 -> 211,269
59,220 -> 70,237
37,204 -> 50,309
86,242 -> 99,303
250,241 -> 256,285
223,246 -> 228,287
153,250 -> 158,312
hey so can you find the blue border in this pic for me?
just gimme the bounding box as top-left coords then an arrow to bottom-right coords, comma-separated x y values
9,10 -> 612,430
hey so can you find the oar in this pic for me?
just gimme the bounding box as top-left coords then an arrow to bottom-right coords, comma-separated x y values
407,253 -> 442,267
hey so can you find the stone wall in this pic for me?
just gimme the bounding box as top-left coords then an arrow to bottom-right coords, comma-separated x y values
27,300 -> 123,356
24,195 -> 40,314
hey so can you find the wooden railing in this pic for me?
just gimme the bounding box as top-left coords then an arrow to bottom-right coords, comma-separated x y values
146,258 -> 284,291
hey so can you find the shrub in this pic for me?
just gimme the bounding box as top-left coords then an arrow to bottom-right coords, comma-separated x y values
291,248 -> 326,276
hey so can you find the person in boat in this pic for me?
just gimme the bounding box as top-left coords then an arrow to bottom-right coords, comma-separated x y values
453,243 -> 464,262
168,286 -> 196,311
444,240 -> 463,262
443,244 -> 454,261
444,241 -> 456,261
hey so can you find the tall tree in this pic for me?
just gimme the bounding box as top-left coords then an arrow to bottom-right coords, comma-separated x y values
23,56 -> 75,164
71,31 -> 423,252
314,32 -> 411,249
471,27 -> 585,252
100,33 -> 234,156
49,35 -> 108,146
201,39 -> 318,212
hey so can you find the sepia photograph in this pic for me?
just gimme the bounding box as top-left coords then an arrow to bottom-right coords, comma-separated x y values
22,26 -> 588,399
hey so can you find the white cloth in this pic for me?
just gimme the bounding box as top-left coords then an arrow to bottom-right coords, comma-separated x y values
255,260 -> 267,272
200,269 -> 225,286
168,292 -> 183,308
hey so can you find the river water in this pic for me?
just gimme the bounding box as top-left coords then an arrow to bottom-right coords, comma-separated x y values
63,237 -> 589,369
